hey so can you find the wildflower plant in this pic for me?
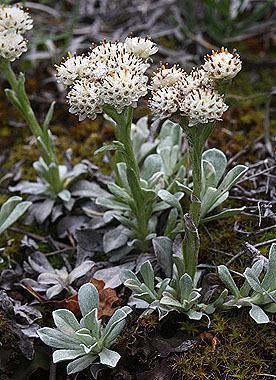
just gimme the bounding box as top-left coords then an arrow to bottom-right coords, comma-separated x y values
177,148 -> 248,223
0,4 -> 89,224
38,283 -> 132,375
96,118 -> 186,256
218,244 -> 276,324
149,47 -> 242,279
23,252 -> 94,299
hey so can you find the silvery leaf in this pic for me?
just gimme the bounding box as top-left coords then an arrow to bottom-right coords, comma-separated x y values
153,237 -> 173,277
94,261 -> 135,288
99,348 -> 121,368
53,349 -> 84,363
78,283 -> 99,317
218,265 -> 240,298
103,225 -> 132,253
67,354 -> 96,375
249,304 -> 269,324
68,260 -> 94,283
217,165 -> 248,193
37,327 -> 80,349
0,196 -> 31,234
262,243 -> 276,291
53,309 -> 80,334
201,207 -> 245,223
140,261 -> 155,291
202,148 -> 227,186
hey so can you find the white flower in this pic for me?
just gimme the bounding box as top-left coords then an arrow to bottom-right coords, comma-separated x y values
180,87 -> 228,126
89,41 -> 150,74
0,30 -> 27,61
176,68 -> 213,99
149,86 -> 179,119
89,41 -> 124,66
67,79 -> 103,121
56,54 -> 90,87
124,37 -> 158,59
0,4 -> 33,34
150,65 -> 185,90
102,68 -> 148,113
202,47 -> 242,80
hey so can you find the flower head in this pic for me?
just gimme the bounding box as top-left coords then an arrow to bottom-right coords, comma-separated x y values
176,68 -> 213,100
0,4 -> 33,34
149,86 -> 179,119
202,47 -> 242,80
102,68 -> 148,113
0,29 -> 27,61
67,79 -> 103,121
56,53 -> 90,87
124,36 -> 158,59
179,87 -> 228,126
150,65 -> 185,90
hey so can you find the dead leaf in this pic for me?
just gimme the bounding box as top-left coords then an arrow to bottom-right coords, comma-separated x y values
21,279 -> 121,318
90,278 -> 121,318
199,332 -> 220,351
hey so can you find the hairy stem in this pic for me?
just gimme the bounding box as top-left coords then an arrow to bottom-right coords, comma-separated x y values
104,106 -> 150,244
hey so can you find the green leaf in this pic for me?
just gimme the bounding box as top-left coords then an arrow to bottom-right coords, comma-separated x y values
153,237 -> 173,277
157,190 -> 182,214
43,101 -> 55,132
0,197 -> 31,234
262,243 -> 276,291
180,273 -> 193,301
202,148 -> 227,186
249,304 -> 269,324
201,207 -> 245,223
218,265 -> 240,298
94,141 -> 124,155
53,309 -> 80,334
78,283 -> 99,317
99,348 -> 120,368
140,261 -> 155,291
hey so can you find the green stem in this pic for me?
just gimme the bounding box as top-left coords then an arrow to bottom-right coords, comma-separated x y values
2,60 -> 43,139
180,120 -> 216,278
104,106 -> 150,244
1,59 -> 63,192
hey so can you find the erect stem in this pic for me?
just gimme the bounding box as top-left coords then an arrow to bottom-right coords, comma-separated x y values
104,106 -> 150,244
1,60 -> 43,139
1,59 -> 63,193
180,120 -> 216,279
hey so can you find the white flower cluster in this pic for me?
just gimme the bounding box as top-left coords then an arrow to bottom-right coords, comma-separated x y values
149,47 -> 242,126
0,4 -> 33,62
57,37 -> 158,121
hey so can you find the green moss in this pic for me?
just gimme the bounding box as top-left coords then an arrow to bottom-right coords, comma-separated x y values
173,312 -> 275,379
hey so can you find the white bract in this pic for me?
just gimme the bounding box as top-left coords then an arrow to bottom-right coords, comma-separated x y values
149,86 -> 179,118
56,38 -> 154,120
0,4 -> 33,34
124,36 -> 158,59
202,47 -> 242,80
179,87 -> 228,126
0,30 -> 27,61
38,283 -> 132,375
67,79 -> 103,121
56,54 -> 91,87
0,5 -> 32,62
150,65 -> 185,90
